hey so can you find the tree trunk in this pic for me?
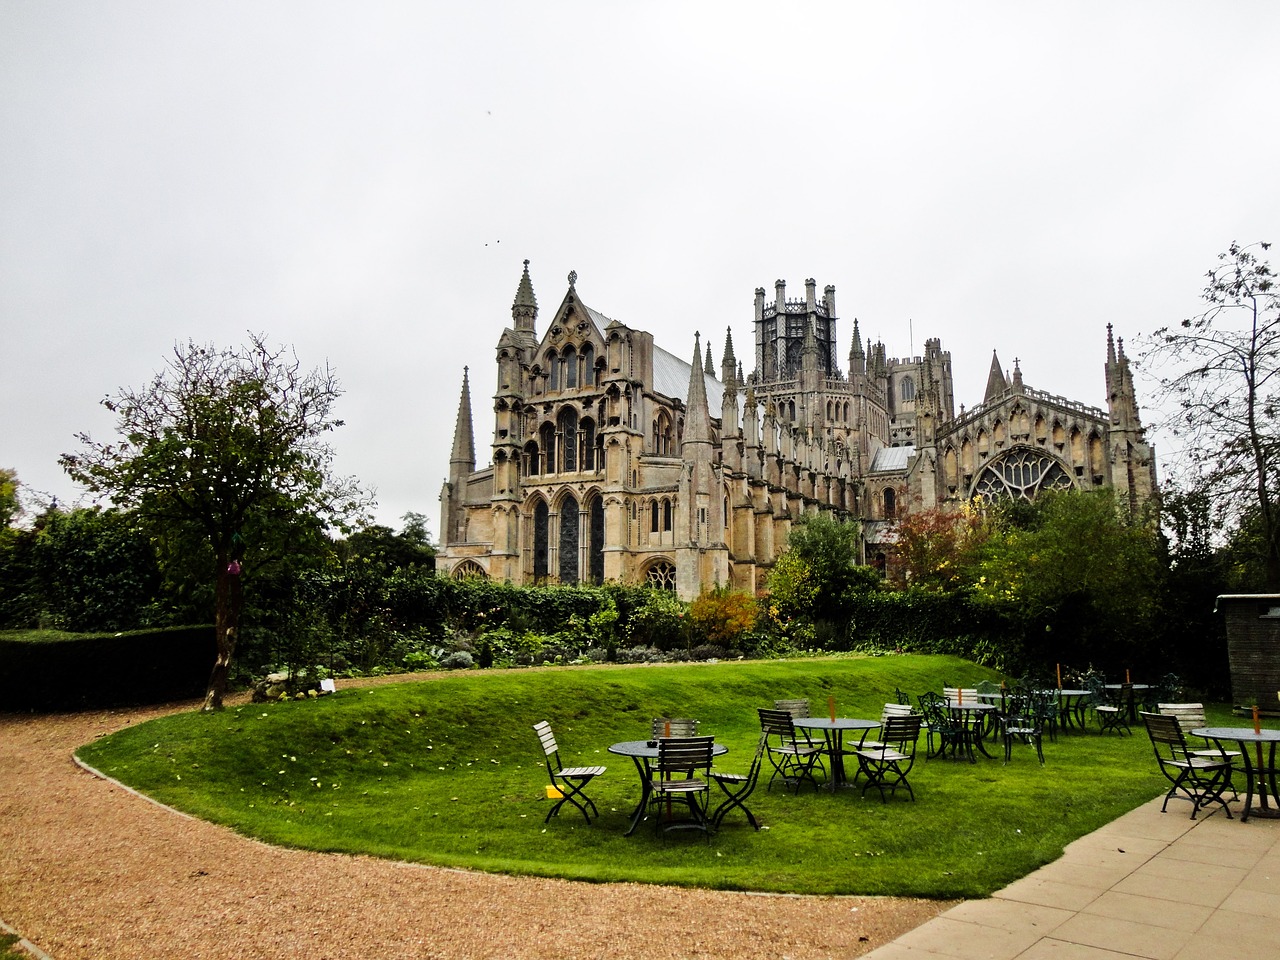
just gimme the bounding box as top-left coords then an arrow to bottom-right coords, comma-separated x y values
203,560 -> 244,711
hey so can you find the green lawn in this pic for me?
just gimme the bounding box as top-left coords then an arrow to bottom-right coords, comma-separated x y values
75,655 -> 1213,898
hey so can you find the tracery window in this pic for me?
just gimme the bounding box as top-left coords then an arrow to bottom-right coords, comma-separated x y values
900,376 -> 915,401
559,493 -> 579,584
452,560 -> 488,580
646,559 -> 677,591
547,349 -> 560,390
558,408 -> 577,472
564,345 -> 578,388
972,447 -> 1074,502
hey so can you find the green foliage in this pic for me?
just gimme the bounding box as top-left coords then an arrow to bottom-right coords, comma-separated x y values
766,515 -> 877,622
29,506 -> 162,632
0,467 -> 19,528
60,334 -> 370,707
75,657 -> 1179,898
970,490 -> 1162,672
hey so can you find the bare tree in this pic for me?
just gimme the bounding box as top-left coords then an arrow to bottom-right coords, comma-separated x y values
61,334 -> 370,708
1141,242 -> 1279,587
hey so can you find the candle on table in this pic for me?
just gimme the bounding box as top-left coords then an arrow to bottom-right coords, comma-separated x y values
828,695 -> 836,722
1126,668 -> 1131,684
664,719 -> 671,738
1056,663 -> 1062,689
1254,704 -> 1262,736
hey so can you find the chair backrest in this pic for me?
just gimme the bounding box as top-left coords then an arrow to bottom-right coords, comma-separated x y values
655,735 -> 715,777
773,698 -> 810,718
880,714 -> 923,752
1141,711 -> 1191,762
1158,703 -> 1207,730
975,680 -> 1002,697
894,687 -> 913,706
758,706 -> 798,737
533,720 -> 562,775
880,702 -> 914,723
943,687 -> 978,705
652,717 -> 699,738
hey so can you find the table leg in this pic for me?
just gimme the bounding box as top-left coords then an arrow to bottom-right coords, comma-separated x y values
623,755 -> 650,836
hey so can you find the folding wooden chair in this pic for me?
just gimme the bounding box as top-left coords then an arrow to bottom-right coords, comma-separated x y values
1140,712 -> 1233,820
758,707 -> 824,793
855,714 -> 923,801
709,735 -> 764,830
533,720 -> 606,824
648,735 -> 716,836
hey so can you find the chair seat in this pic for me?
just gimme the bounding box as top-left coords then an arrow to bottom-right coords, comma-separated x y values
560,765 -> 607,778
654,777 -> 708,793
857,747 -> 909,763
709,771 -> 749,785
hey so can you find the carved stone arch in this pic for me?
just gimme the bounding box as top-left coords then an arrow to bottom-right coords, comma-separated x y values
643,556 -> 678,591
970,445 -> 1075,502
451,560 -> 488,580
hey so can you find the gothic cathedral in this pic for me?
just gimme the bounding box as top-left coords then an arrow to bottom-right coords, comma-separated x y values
438,262 -> 1156,598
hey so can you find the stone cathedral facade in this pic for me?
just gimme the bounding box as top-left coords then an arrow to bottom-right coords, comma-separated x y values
438,262 -> 1156,598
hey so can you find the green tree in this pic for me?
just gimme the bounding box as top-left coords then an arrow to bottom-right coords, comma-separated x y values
971,490 -> 1162,672
767,514 -> 877,626
60,334 -> 368,709
0,468 -> 19,528
30,506 -> 161,631
1141,241 -> 1279,587
339,512 -> 436,571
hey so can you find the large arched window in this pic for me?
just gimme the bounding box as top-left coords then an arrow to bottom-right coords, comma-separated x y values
558,407 -> 578,472
546,349 -> 560,391
532,499 -> 549,581
581,344 -> 595,386
563,344 -> 578,388
539,422 -> 556,474
883,487 -> 897,519
580,416 -> 597,471
587,495 -> 604,585
558,493 -> 579,584
972,447 -> 1074,501
646,559 -> 677,591
900,376 -> 916,401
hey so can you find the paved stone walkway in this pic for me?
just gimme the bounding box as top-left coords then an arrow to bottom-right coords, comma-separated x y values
864,793 -> 1280,960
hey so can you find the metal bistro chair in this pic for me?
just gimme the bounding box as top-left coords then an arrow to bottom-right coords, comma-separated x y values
1140,712 -> 1233,820
758,707 -> 825,793
532,720 -> 606,824
1087,677 -> 1130,735
854,714 -> 924,801
648,735 -> 717,837
772,698 -> 828,781
1000,693 -> 1045,765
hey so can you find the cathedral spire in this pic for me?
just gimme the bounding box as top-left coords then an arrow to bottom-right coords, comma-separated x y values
721,327 -> 737,386
450,367 -> 476,474
683,332 -> 713,447
705,341 -> 715,376
983,350 -> 1008,402
511,260 -> 537,336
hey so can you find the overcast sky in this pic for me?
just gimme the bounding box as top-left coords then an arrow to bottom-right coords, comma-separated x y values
3,2 -> 1277,535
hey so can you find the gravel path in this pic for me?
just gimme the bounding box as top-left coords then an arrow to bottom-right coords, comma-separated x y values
0,692 -> 951,959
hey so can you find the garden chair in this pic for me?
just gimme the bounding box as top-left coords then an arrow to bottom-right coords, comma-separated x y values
533,720 -> 606,824
854,714 -> 923,801
1000,694 -> 1045,765
709,735 -> 765,830
1159,702 -> 1239,799
1086,677 -> 1129,735
1140,712 -> 1233,820
651,717 -> 699,738
647,735 -> 716,837
918,692 -> 967,759
758,707 -> 825,793
854,702 -> 915,754
772,698 -> 827,779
